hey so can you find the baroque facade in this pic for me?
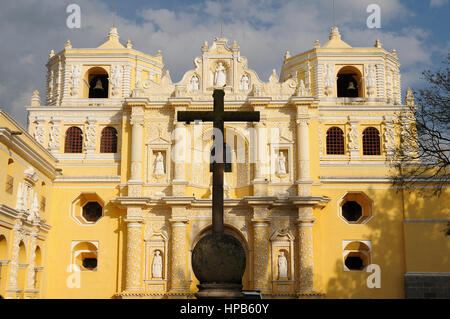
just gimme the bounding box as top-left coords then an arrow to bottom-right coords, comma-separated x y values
0,26 -> 449,299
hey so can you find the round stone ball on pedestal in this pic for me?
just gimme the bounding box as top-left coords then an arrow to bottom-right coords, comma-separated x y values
192,232 -> 246,298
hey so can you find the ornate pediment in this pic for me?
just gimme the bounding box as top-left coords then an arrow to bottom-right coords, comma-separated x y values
129,37 -> 299,100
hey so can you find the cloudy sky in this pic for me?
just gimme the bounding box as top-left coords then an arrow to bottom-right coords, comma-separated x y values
0,0 -> 449,126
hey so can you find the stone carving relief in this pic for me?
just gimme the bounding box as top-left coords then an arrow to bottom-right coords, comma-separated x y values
70,64 -> 81,97
111,64 -> 123,96
84,121 -> 96,150
240,73 -> 250,91
324,64 -> 334,96
348,121 -> 359,153
33,120 -> 45,145
384,120 -> 395,155
365,64 -> 376,97
48,120 -> 60,149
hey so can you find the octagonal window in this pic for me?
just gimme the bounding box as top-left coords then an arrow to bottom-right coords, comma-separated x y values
82,202 -> 102,222
71,193 -> 105,225
343,241 -> 371,271
338,192 -> 373,224
342,201 -> 362,222
345,255 -> 364,270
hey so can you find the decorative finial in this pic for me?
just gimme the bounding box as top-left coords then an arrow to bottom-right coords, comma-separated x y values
65,40 -> 72,49
392,49 -> 398,57
49,50 -> 55,59
108,27 -> 119,41
314,40 -> 321,48
284,51 -> 291,60
329,26 -> 341,40
405,88 -> 415,106
31,90 -> 41,107
375,39 -> 382,48
232,40 -> 238,49
157,50 -> 162,57
126,39 -> 133,49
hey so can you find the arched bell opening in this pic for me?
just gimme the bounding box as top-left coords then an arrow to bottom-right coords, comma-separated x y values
337,66 -> 363,98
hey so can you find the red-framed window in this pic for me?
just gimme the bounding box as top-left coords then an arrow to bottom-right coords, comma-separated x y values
362,127 -> 381,155
64,127 -> 83,153
326,127 -> 345,155
100,127 -> 118,153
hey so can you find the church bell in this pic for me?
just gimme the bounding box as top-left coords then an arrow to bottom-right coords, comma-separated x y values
347,81 -> 356,90
93,78 -> 103,90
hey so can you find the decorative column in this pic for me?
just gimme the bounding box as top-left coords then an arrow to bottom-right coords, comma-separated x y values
296,118 -> 312,196
6,222 -> 23,298
376,64 -> 385,100
251,206 -> 271,294
24,229 -> 38,299
124,206 -> 144,291
252,113 -> 268,196
348,118 -> 360,159
172,120 -> 188,196
168,208 -> 189,294
296,206 -> 315,294
84,118 -> 96,155
123,65 -> 132,98
128,109 -> 144,197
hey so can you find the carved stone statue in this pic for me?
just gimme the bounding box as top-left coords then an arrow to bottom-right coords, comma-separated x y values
190,75 -> 200,91
241,73 -> 250,91
154,152 -> 165,175
277,152 -> 287,175
152,250 -> 163,278
214,63 -> 226,87
278,251 -> 288,279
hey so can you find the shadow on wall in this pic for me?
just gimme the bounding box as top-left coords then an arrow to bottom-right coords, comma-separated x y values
325,187 -> 411,298
325,185 -> 450,298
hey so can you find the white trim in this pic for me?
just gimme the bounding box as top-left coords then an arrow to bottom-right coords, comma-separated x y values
54,186 -> 119,189
54,176 -> 120,183
321,176 -> 392,183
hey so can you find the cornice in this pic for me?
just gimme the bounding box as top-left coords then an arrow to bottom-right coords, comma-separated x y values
0,127 -> 57,179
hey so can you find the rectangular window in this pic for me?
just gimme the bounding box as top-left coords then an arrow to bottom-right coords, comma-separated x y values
5,175 -> 14,194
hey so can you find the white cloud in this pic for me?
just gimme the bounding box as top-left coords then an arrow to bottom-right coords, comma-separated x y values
430,0 -> 449,8
0,0 -> 438,126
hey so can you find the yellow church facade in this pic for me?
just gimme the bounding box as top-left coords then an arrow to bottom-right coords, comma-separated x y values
0,27 -> 448,299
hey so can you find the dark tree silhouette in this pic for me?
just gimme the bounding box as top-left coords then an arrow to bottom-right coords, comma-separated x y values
392,55 -> 450,195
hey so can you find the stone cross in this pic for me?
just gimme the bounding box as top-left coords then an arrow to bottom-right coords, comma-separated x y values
177,89 -> 259,234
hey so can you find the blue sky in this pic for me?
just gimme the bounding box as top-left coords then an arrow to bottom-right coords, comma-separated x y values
0,0 -> 448,126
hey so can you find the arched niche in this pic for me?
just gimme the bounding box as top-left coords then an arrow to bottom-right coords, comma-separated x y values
270,228 -> 295,294
144,228 -> 169,292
